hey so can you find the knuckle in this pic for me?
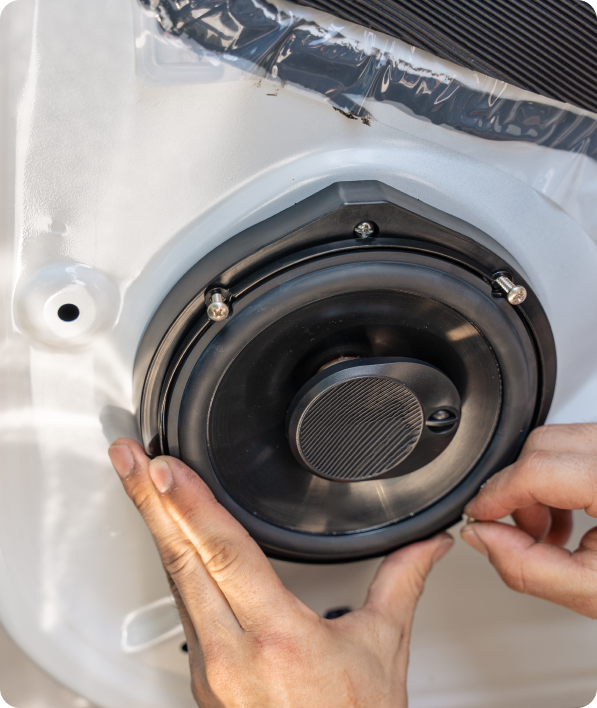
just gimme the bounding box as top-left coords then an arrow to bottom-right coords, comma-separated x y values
203,539 -> 243,579
160,539 -> 197,579
133,489 -> 155,517
251,628 -> 303,667
171,503 -> 200,533
515,449 -> 548,476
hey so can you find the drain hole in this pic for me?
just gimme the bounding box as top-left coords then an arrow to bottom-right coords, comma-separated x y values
58,304 -> 80,322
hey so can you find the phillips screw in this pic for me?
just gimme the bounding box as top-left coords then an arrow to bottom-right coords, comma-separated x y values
494,274 -> 527,306
206,292 -> 230,322
354,221 -> 375,239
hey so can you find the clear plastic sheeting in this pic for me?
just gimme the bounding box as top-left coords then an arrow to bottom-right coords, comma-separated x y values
135,0 -> 597,241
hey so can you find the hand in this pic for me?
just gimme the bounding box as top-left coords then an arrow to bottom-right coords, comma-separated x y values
109,438 -> 452,708
461,423 -> 597,617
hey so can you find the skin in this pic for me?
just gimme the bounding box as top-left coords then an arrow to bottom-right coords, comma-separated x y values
109,439 -> 453,708
461,423 -> 597,618
108,422 -> 597,706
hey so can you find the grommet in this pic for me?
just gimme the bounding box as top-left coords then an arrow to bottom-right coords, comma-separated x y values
15,263 -> 120,347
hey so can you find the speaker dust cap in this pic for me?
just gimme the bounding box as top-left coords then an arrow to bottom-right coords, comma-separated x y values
287,358 -> 460,482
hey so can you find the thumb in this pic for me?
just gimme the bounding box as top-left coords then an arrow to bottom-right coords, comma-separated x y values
461,521 -> 597,617
363,533 -> 453,624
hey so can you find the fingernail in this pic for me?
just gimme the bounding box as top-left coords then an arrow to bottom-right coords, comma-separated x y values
149,459 -> 173,494
432,536 -> 454,563
109,444 -> 134,479
461,525 -> 489,557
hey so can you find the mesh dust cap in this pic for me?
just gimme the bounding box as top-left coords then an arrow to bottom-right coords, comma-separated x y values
298,376 -> 424,481
287,358 -> 461,483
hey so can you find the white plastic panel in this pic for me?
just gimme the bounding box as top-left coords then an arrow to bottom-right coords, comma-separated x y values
0,1 -> 596,707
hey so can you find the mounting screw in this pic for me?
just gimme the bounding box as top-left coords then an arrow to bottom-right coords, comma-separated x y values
494,274 -> 527,305
206,292 -> 230,322
426,409 -> 459,433
430,410 -> 452,421
354,221 -> 375,239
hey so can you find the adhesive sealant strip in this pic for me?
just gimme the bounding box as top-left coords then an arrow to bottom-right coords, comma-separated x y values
134,0 -> 597,241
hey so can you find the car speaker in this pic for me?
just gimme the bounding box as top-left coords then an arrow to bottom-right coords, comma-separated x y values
135,181 -> 555,562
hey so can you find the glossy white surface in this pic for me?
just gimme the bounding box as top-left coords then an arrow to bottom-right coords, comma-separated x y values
1,1 -> 597,707
0,621 -> 97,708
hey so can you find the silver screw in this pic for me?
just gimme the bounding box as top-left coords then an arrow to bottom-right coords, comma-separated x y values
430,410 -> 452,421
207,293 -> 229,322
354,222 -> 375,239
495,275 -> 527,305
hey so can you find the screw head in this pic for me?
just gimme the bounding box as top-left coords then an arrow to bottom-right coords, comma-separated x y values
354,221 -> 375,239
207,297 -> 230,322
426,409 -> 459,433
430,410 -> 452,421
507,285 -> 527,305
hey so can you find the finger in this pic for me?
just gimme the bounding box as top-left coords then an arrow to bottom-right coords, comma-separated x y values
109,439 -> 240,641
465,451 -> 597,521
460,521 -> 597,617
511,505 -> 573,545
148,455 -> 294,632
522,424 -> 597,457
544,508 -> 573,547
511,503 -> 552,541
165,572 -> 200,657
362,533 -> 454,626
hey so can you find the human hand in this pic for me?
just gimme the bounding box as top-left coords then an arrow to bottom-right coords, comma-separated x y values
462,423 -> 597,617
109,438 -> 453,708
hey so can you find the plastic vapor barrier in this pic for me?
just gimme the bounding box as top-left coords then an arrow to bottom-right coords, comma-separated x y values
135,0 -> 597,243
293,0 -> 597,114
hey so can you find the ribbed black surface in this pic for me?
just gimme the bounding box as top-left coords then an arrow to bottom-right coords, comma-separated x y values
295,0 -> 597,114
298,377 -> 423,481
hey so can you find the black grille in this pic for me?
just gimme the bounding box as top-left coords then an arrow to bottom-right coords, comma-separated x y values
298,377 -> 423,481
294,0 -> 597,115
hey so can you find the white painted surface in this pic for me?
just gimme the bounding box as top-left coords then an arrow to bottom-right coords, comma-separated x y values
0,1 -> 597,707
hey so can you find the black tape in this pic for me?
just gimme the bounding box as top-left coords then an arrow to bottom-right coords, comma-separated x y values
140,0 -> 597,160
